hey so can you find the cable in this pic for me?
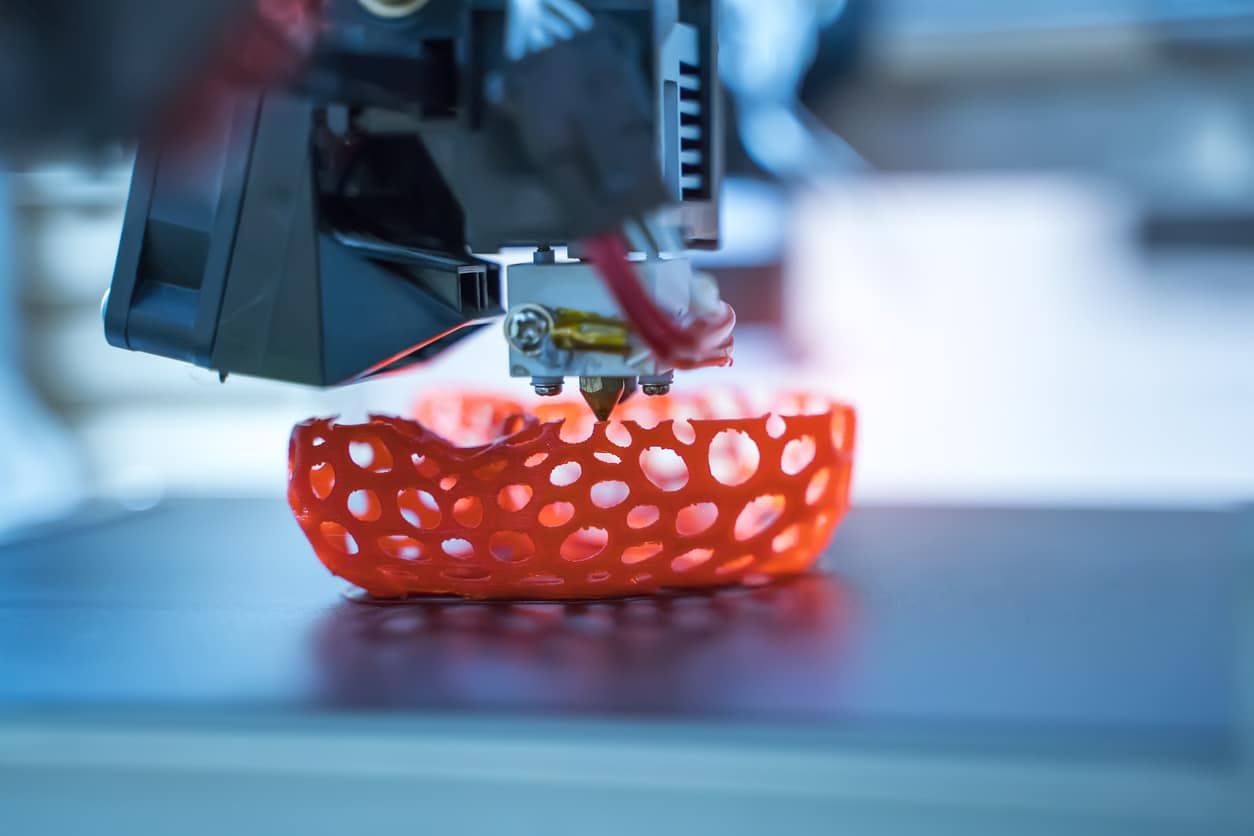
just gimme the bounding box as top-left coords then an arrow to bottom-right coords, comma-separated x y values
540,14 -> 577,40
506,0 -> 593,61
548,0 -> 594,31
721,0 -> 868,181
582,233 -> 735,370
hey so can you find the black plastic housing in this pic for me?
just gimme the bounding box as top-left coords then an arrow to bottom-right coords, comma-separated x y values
106,0 -> 721,386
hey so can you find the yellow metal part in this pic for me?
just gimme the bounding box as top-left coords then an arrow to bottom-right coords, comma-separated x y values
549,308 -> 631,353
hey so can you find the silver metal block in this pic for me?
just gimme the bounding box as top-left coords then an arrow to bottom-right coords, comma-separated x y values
505,258 -> 693,381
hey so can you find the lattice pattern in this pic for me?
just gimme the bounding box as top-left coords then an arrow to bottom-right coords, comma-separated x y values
288,391 -> 856,600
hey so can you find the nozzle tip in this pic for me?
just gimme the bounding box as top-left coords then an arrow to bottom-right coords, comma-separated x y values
579,376 -> 628,422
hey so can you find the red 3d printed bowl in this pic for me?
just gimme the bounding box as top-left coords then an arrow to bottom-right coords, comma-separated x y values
288,390 -> 855,600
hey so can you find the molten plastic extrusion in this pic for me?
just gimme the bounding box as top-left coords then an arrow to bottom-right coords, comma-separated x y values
288,391 -> 855,600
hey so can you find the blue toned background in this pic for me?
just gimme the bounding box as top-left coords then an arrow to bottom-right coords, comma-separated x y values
1,2 -> 1253,834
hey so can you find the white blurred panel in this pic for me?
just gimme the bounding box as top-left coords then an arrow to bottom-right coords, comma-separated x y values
16,167 -> 129,305
788,175 -> 1254,505
28,309 -> 308,406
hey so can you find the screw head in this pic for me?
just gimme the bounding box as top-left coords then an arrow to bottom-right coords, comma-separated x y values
504,305 -> 553,356
642,383 -> 671,397
534,384 -> 563,397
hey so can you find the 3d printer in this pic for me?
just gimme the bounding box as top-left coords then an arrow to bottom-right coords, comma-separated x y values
103,0 -> 729,420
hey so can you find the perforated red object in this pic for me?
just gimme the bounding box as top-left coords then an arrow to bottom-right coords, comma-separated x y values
288,391 -> 856,600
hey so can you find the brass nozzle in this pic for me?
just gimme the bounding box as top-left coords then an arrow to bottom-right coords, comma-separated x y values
579,376 -> 629,422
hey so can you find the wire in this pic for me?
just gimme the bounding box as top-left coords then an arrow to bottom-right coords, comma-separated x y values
506,0 -> 593,61
720,0 -> 868,182
541,14 -> 577,39
548,0 -> 595,31
582,233 -> 735,370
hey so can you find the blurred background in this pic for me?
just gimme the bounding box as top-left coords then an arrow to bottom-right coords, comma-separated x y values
2,0 -> 1252,537
2,3 -> 1253,833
